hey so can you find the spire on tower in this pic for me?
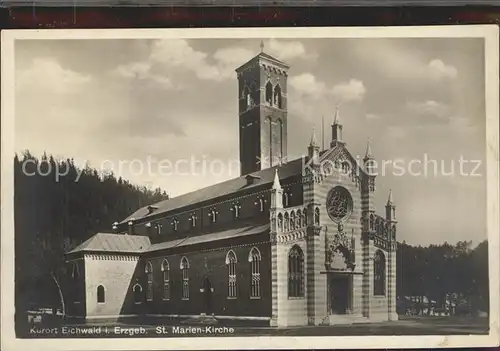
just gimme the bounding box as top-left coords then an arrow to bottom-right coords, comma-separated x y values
333,105 -> 341,125
272,169 -> 282,190
260,40 -> 265,53
387,189 -> 394,205
310,127 -> 318,147
365,138 -> 373,159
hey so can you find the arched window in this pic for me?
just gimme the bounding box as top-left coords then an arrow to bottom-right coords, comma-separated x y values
71,262 -> 81,303
283,192 -> 289,207
181,257 -> 190,299
288,246 -> 304,298
244,86 -> 252,108
133,284 -> 143,304
249,247 -> 261,298
303,208 -> 308,226
277,213 -> 283,232
284,212 -> 289,232
374,250 -> 386,296
145,261 -> 153,301
189,214 -> 197,228
209,209 -> 217,224
161,259 -> 170,300
172,218 -> 179,231
274,83 -> 282,108
71,262 -> 80,280
231,204 -> 241,220
314,207 -> 320,225
278,119 -> 283,161
226,250 -> 237,298
370,214 -> 375,231
97,285 -> 105,303
267,117 -> 273,166
392,225 -> 397,240
290,211 -> 296,230
258,198 -> 265,212
265,81 -> 273,104
296,210 -> 302,228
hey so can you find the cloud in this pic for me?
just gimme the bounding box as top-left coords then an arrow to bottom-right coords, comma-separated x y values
17,57 -> 91,95
332,79 -> 366,102
366,113 -> 380,120
289,73 -> 326,98
406,100 -> 451,119
289,74 -> 366,103
386,125 -> 407,139
266,39 -> 317,61
425,59 -> 458,81
111,61 -> 176,89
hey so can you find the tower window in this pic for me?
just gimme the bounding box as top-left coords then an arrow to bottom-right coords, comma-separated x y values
274,84 -> 282,108
172,218 -> 179,232
314,207 -> 320,225
265,81 -> 273,104
231,203 -> 241,220
208,208 -> 218,223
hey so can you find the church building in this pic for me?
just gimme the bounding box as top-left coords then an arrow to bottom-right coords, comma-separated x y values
64,46 -> 398,327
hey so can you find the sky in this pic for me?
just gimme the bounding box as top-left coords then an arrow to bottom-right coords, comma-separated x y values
14,37 -> 487,247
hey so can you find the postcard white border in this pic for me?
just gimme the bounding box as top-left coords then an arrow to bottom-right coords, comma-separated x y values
1,25 -> 499,350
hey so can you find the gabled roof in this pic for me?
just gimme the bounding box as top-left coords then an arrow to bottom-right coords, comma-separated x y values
120,157 -> 305,224
67,233 -> 151,254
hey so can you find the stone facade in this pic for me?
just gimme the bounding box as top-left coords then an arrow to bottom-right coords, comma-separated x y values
63,48 -> 398,326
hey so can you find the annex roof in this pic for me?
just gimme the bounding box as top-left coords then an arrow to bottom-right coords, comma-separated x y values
146,223 -> 270,253
67,232 -> 151,254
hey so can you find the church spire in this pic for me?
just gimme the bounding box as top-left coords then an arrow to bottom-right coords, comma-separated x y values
272,169 -> 282,190
330,105 -> 344,147
387,189 -> 393,205
333,105 -> 340,125
364,138 -> 373,160
310,127 -> 318,147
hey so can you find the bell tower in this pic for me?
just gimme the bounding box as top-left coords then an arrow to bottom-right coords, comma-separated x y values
235,42 -> 290,175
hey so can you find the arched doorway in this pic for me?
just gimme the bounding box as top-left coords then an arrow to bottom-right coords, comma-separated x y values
201,276 -> 213,315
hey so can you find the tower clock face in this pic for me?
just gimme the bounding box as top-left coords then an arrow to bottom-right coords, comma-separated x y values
326,186 -> 353,223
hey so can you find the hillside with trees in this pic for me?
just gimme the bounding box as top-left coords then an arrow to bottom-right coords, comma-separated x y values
14,151 -> 169,316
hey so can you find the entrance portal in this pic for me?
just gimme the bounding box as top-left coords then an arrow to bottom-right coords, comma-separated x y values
329,276 -> 350,314
201,277 -> 213,314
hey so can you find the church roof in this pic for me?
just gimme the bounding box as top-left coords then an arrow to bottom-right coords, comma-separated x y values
120,157 -> 305,224
67,232 -> 151,255
146,223 -> 269,253
235,51 -> 289,73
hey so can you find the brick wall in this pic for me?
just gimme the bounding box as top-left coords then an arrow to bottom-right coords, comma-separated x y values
140,234 -> 271,317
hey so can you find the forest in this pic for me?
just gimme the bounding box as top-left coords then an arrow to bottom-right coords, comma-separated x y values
13,152 -> 489,317
14,152 -> 169,314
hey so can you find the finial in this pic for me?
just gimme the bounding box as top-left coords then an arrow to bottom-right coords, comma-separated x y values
365,138 -> 373,159
333,105 -> 340,125
260,40 -> 264,53
272,169 -> 282,190
387,189 -> 394,205
310,127 -> 318,147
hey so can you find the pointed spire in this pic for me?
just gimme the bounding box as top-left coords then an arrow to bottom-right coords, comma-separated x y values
272,169 -> 282,190
387,189 -> 394,205
365,138 -> 373,159
260,40 -> 265,53
333,105 -> 341,125
310,127 -> 318,147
